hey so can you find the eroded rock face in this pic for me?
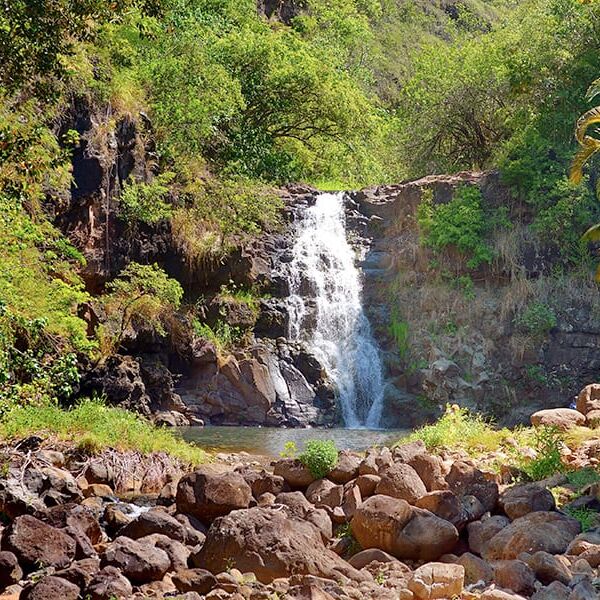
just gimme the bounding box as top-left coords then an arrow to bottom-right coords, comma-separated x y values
351,495 -> 459,561
176,468 -> 252,523
194,506 -> 367,583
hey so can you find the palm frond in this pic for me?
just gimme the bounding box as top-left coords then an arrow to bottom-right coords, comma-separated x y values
587,78 -> 600,103
582,222 -> 600,243
575,106 -> 600,145
570,137 -> 600,184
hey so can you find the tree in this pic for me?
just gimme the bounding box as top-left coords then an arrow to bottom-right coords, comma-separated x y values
99,263 -> 183,355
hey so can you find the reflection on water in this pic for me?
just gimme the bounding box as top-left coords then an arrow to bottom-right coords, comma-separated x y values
179,426 -> 409,456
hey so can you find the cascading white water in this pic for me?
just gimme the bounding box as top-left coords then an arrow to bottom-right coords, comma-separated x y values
286,192 -> 385,428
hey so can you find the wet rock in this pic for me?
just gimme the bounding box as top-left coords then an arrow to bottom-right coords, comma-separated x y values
498,483 -> 555,519
408,562 -> 464,599
530,408 -> 585,430
21,576 -> 80,600
101,536 -> 170,583
176,468 -> 252,523
351,495 -> 459,561
482,511 -> 580,560
86,566 -> 133,600
193,506 -> 367,584
2,514 -> 76,571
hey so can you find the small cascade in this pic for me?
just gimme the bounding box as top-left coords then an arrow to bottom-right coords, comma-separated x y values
286,192 -> 385,428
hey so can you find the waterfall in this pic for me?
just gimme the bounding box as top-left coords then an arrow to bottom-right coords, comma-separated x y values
286,192 -> 385,428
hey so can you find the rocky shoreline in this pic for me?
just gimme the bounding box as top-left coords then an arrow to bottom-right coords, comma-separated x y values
1,395 -> 600,599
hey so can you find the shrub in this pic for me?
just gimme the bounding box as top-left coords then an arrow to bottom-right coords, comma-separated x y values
516,302 -> 557,337
98,263 -> 183,355
417,186 -> 493,269
406,404 -> 513,455
119,173 -> 175,225
565,506 -> 598,532
299,440 -> 338,478
389,308 -> 409,359
565,467 -> 600,489
193,319 -> 243,353
519,426 -> 564,481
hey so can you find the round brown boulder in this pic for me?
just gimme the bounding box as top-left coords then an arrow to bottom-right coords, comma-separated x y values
446,462 -> 499,513
101,536 -> 170,584
0,551 -> 22,589
193,506 -> 368,584
530,408 -> 585,431
375,463 -> 427,504
482,511 -> 580,561
22,576 -> 79,600
2,515 -> 76,571
351,495 -> 459,561
498,484 -> 555,520
467,515 -> 511,556
273,459 -> 315,488
328,451 -> 361,484
576,383 -> 600,416
176,467 -> 252,523
86,566 -> 133,600
408,562 -> 464,599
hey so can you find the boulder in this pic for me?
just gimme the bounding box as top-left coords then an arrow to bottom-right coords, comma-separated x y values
375,463 -> 427,504
530,408 -> 585,430
239,468 -> 289,497
456,552 -> 493,585
492,560 -> 536,596
306,479 -> 344,509
482,511 -> 580,560
467,515 -> 511,556
86,566 -> 133,600
275,491 -> 333,541
43,504 -> 103,545
120,508 -> 187,542
192,506 -> 367,584
171,568 -> 218,594
446,462 -> 498,512
408,562 -> 464,599
576,383 -> 600,415
176,468 -> 252,523
142,533 -> 190,571
415,490 -> 466,528
347,549 -> 399,569
21,576 -> 79,600
585,409 -> 600,426
328,451 -> 361,484
531,581 -> 570,600
407,454 -> 447,492
480,590 -> 528,600
54,558 -> 101,589
0,551 -> 22,589
351,495 -> 459,561
393,440 -> 427,463
101,536 -> 170,583
273,459 -> 315,488
527,551 -> 572,585
498,483 -> 555,519
355,474 -> 380,497
2,515 -> 76,571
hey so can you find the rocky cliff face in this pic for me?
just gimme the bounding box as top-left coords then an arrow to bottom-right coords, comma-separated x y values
346,172 -> 600,426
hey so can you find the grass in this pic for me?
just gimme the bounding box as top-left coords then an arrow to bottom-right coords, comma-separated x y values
565,506 -> 599,532
0,399 -> 207,465
403,404 -> 523,455
565,467 -> 600,489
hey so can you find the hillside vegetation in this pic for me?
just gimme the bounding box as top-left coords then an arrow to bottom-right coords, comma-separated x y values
1,0 -> 600,430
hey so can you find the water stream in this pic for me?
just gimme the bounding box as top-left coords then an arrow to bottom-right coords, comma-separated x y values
285,192 -> 386,428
